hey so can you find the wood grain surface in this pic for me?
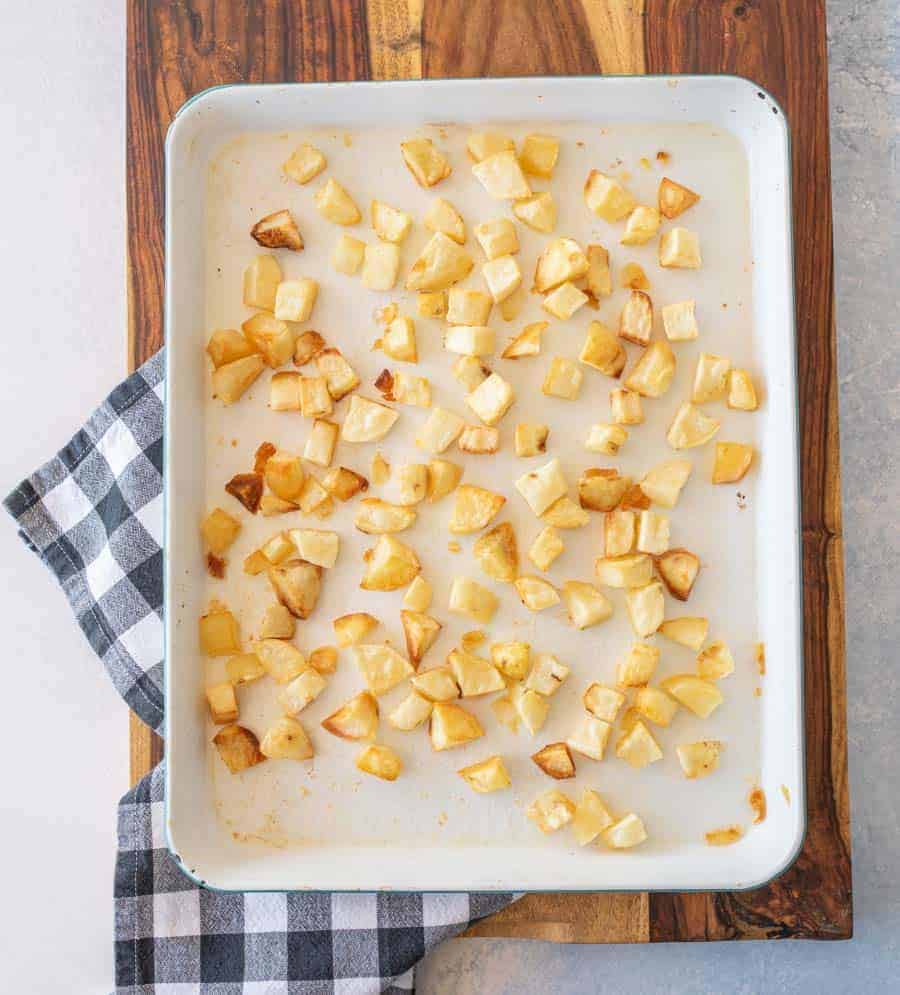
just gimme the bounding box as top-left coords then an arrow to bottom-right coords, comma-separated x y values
127,0 -> 851,943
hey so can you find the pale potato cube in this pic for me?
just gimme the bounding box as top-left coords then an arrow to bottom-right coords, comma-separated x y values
584,170 -> 637,221
567,714 -> 612,761
254,638 -> 306,683
467,131 -> 515,162
341,395 -> 399,443
317,348 -> 359,400
466,372 -> 515,426
448,648 -> 505,697
583,683 -> 625,722
658,616 -> 709,650
206,682 -> 239,724
388,691 -> 433,731
260,531 -> 297,564
283,143 -> 326,184
206,328 -> 259,369
213,354 -> 267,405
659,227 -> 702,268
274,278 -> 318,322
444,324 -> 495,357
595,553 -> 653,589
692,352 -> 732,404
626,580 -> 665,637
542,281 -> 588,320
542,497 -> 590,529
514,575 -> 560,611
616,718 -> 663,768
579,321 -> 626,377
637,510 -> 670,554
528,526 -> 564,571
619,290 -> 653,346
449,484 -> 506,533
474,218 -> 519,259
278,668 -> 327,715
634,686 -> 679,726
585,424 -> 628,455
321,690 -> 379,740
542,356 -> 583,400
640,459 -> 693,507
424,197 -> 466,244
243,255 -> 282,310
361,242 -> 400,290
201,507 -> 241,556
472,150 -> 531,199
417,290 -> 448,317
322,466 -> 368,502
605,510 -> 636,557
356,744 -> 402,781
501,320 -> 546,359
242,313 -> 294,367
430,702 -> 484,751
712,442 -> 754,484
515,422 -> 549,457
620,261 -> 650,289
562,581 -> 613,629
526,789 -> 575,833
417,408 -> 466,454
260,716 -> 314,761
199,609 -> 241,657
410,667 -> 460,702
620,205 -> 661,245
226,652 -> 266,686
315,177 -> 361,225
520,133 -> 559,177
308,646 -> 338,674
374,369 -> 431,408
728,369 -> 759,410
515,687 -> 550,735
303,419 -> 339,468
403,575 -> 432,612
458,425 -> 499,454
407,232 -> 473,291
676,740 -> 723,779
658,177 -> 700,218
489,694 -> 519,732
449,576 -> 498,623
572,789 -> 614,845
382,315 -> 418,362
353,643 -> 414,696
388,464 -> 426,506
513,191 -> 556,233
697,640 -> 735,680
291,529 -> 339,569
616,642 -> 659,686
667,402 -> 720,449
453,355 -> 491,391
299,375 -> 332,418
661,674 -> 723,717
533,237 -> 589,293
602,813 -> 647,849
371,200 -> 412,243
491,641 -> 531,680
458,756 -> 511,793
586,244 -> 612,298
331,233 -> 366,275
447,288 -> 492,326
360,534 -> 420,591
515,457 -> 567,516
624,341 -> 677,398
401,138 -> 452,187
662,299 -> 699,341
482,255 -> 522,303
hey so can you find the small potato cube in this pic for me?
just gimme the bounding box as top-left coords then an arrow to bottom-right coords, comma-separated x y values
406,232 -> 473,291
472,150 -> 531,200
585,424 -> 628,455
375,369 -> 431,407
467,131 -> 514,162
619,290 -> 653,346
259,603 -> 296,640
206,682 -> 239,724
586,244 -> 612,298
243,255 -> 282,311
637,511 -> 670,554
424,197 -> 466,244
323,466 -> 368,503
616,643 -> 659,686
605,510 -> 635,557
459,425 -> 499,454
513,191 -> 556,233
595,553 -> 653,590
332,234 -> 366,275
201,507 -> 241,556
676,740 -> 723,779
255,638 -> 307,684
579,468 -> 631,512
293,330 -> 326,367
620,262 -> 649,290
225,471 -> 264,514
634,686 -> 679,726
321,691 -> 379,740
278,668 -> 327,715
356,743 -> 402,781
290,529 -> 339,569
449,484 -> 506,533
410,667 -> 460,702
444,325 -> 495,357
583,683 -> 625,723
242,313 -> 294,367
316,348 -> 360,400
662,299 -> 699,341
728,369 -> 759,410
532,742 -> 576,779
342,395 -> 399,443
624,341 -> 677,398
491,641 -> 531,680
626,580 -> 665,637
610,388 -> 643,425
283,143 -> 326,184
584,170 -> 637,221
474,218 -> 519,260
520,133 -> 559,178
315,177 -> 361,225
391,463 -> 428,506
562,581 -> 613,629
251,209 -> 304,250
274,278 -> 318,322
448,648 -> 505,697
533,237 -> 589,293
226,653 -> 266,686
213,725 -> 265,774
362,242 -> 400,290
656,548 -> 701,600
400,608 -> 441,665
206,328 -> 259,370
303,419 -> 339,468
382,315 -> 418,362
199,609 -> 241,657
542,497 -> 590,528
616,718 -> 663,768
515,687 -> 550,735
619,484 -> 650,511
269,371 -> 301,411
403,575 -> 432,612
692,353 -> 732,404
447,288 -> 492,326
482,255 -> 522,303
449,576 -> 498,623
515,457 -> 567,516
360,535 -> 420,591
213,355 -> 266,404
458,755 -> 511,793
658,176 -> 700,219
515,422 -> 549,457
260,531 -> 296,565
515,575 -> 560,611
260,716 -> 314,761
640,459 -> 693,507
696,640 -> 735,680
371,200 -> 412,243
430,702 -> 484,750
620,205 -> 661,245
602,813 -> 648,849
660,674 -> 723,717
572,789 -> 614,845
528,526 -> 564,571
567,714 -> 612,761
355,496 -> 418,534
388,691 -> 433,731
453,355 -> 490,391
667,402 -> 720,449
353,643 -> 414,696
502,320 -> 546,359
579,321 -> 626,377
401,138 -> 452,187
526,789 -> 576,833
490,695 -> 519,733
465,372 -> 515,426
659,227 -> 702,268
542,357 -> 583,400
712,442 -> 754,484
417,290 -> 448,317
417,408 -> 466,454
542,281 -> 588,320
658,616 -> 709,650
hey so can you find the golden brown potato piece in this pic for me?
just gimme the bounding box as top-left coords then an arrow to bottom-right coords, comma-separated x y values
213,724 -> 266,774
250,209 -> 303,250
400,610 -> 442,666
322,691 -> 379,740
473,522 -> 519,582
267,559 -> 323,618
225,472 -> 263,514
531,742 -> 576,780
658,177 -> 700,219
655,548 -> 701,601
401,138 -> 452,187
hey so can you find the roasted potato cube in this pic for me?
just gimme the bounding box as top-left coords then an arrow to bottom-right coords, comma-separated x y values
515,575 -> 560,611
449,484 -> 506,533
473,522 -> 518,582
269,371 -> 301,411
584,424 -> 627,457
472,150 -> 531,199
400,609 -> 442,666
407,232 -> 474,291
274,277 -> 318,323
712,442 -> 754,484
201,507 -> 241,557
520,133 -> 559,178
298,375 -> 332,418
206,328 -> 259,370
251,637 -> 305,684
527,789 -> 575,832
308,645 -> 338,674
467,131 -> 515,162
656,548 -> 701,600
447,288 -> 492,326
616,642 -> 660,686
619,290 -> 653,347
636,511 -> 670,555
465,372 -> 515,426
624,341 -> 677,398
374,369 -> 431,408
401,138 -> 452,187
315,177 -> 361,225
528,526 -> 563,571
260,716 -> 314,761
268,559 -> 322,619
213,724 -> 265,774
474,217 -> 519,259
444,325 -> 495,357
356,744 -> 402,781
452,356 -> 490,392
380,315 -> 418,363
579,321 -> 626,377
662,299 -> 699,341
296,475 -> 330,514
621,205 -> 661,245
697,640 -> 735,680
515,422 -> 549,457
427,458 -> 463,500
333,612 -> 379,648
390,464 -> 427,506
353,643 -> 414,696
482,255 -> 522,303
251,209 -> 303,250
243,550 -> 270,576
403,575 -> 432,613
411,667 -> 460,702
640,459 -> 693,508
579,468 -> 631,512
213,354 -> 266,404
199,608 -> 241,657
584,170 -> 637,221
430,701 -> 485,751
620,261 -> 650,290
491,641 -> 530,681
242,313 -> 295,367
634,686 -> 679,726
567,714 -> 612,761
562,581 -> 613,629
206,682 -> 239,724
728,369 -> 759,410
361,535 -> 420,591
371,200 -> 412,244
283,143 -> 326,184
490,694 -> 519,732
299,419 -> 336,468
226,653 -> 266,687
667,402 -> 720,449
417,408 -> 466,455
278,668 -> 327,715
677,740 -> 723,779
289,529 -> 339,569
417,289 -> 448,317
513,191 -> 557,233
514,686 -> 550,735
524,652 -> 569,696
573,789 -> 615,845
619,484 -> 650,511
583,683 -> 624,722
625,580 -> 665,638
448,576 -> 499,623
602,813 -> 647,849
361,242 -> 400,290
616,718 -> 663,768
541,496 -> 589,529
259,603 -> 296,640
262,451 -> 304,501
533,237 -> 589,293
659,227 -> 702,268
331,233 -> 366,275
604,510 -> 635,557
515,457 -> 567,516
658,616 -> 709,650
321,466 -> 368,503
542,357 -> 583,400
658,176 -> 700,219
458,755 -> 511,793
501,320 -> 546,360
661,673 -> 723,717
322,690 -> 380,740
341,396 -> 399,443
532,741 -> 575,779
458,425 -> 499,454
424,198 -> 465,244
243,255 -> 282,311
691,352 -> 731,404
388,690 -> 434,731
260,531 -> 296,566
542,282 -> 588,321
585,244 -> 612,298
448,648 -> 505,697
316,348 -> 360,400
293,330 -> 326,368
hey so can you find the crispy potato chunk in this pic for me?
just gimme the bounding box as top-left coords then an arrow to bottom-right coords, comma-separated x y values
317,349 -> 360,400
515,458 -> 567,516
260,717 -> 314,761
388,691 -> 434,731
692,352 -> 731,404
201,507 -> 241,556
542,282 -> 588,320
640,459 -> 693,507
579,468 -> 631,512
662,299 -> 699,341
621,205 -> 661,245
274,278 -> 318,323
697,640 -> 735,680
602,813 -> 647,849
583,683 -> 625,722
625,580 -> 665,638
315,178 -> 361,225
491,641 -> 530,681
467,131 -> 515,162
322,465 -> 368,501
712,442 -> 754,484
532,742 -> 575,779
331,233 -> 366,275
448,648 -> 505,697
207,328 -> 260,370
541,496 -> 589,529
466,372 -> 515,426
658,616 -> 709,650
515,422 -> 549,457
278,668 -> 327,715
449,576 -> 499,623
458,755 -> 511,793
403,575 -> 432,613
524,653 -> 569,696
472,150 -> 531,199
213,355 -> 266,404
206,682 -> 239,724
243,255 -> 282,311
430,702 -> 484,750
620,262 -> 650,290
251,209 -> 303,250
361,535 -> 420,591
259,603 -> 296,640
619,290 -> 653,346
417,290 -> 448,317
659,227 -> 702,268
585,244 -> 612,298
411,667 -> 460,702
562,580 -> 613,629
322,691 -> 379,740
573,789 -> 615,845
283,143 -> 326,184
458,425 -> 499,454
341,396 -> 399,443
527,789 -> 575,833
474,218 -> 519,259
353,644 -> 414,696
361,243 -> 400,290
444,324 -> 495,357
616,718 -> 663,768
356,744 -> 402,781
449,484 -> 506,533
226,653 -> 266,686
502,320 -> 546,359
676,740 -> 723,779
667,402 -> 720,449
520,133 -> 559,177
213,725 -> 265,774
253,638 -> 306,684
661,674 -> 723,717
371,200 -> 413,244
242,313 -> 294,367
308,646 -> 338,675
427,458 -> 463,500
514,575 -> 559,611
728,369 -> 759,410
567,714 -> 612,761
400,610 -> 442,666
290,529 -> 339,569
199,608 -> 241,657
656,548 -> 701,600
482,255 -> 522,303
267,559 -> 322,619
624,341 -> 677,398
585,424 -> 628,455
528,525 -> 563,571
584,170 -> 637,221
406,232 -> 473,291
579,321 -> 626,377
533,237 -> 589,293
424,197 -> 466,244
401,138 -> 452,187
634,686 -> 679,726
513,190 -> 557,232
473,522 -> 519,582
447,288 -> 493,326
374,369 -> 431,408
616,642 -> 659,686
658,177 -> 700,219
333,612 -> 379,648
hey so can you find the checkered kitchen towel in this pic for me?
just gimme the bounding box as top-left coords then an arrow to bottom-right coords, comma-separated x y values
4,350 -> 516,993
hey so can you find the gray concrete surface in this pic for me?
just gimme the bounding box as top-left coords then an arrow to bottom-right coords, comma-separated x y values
418,2 -> 900,991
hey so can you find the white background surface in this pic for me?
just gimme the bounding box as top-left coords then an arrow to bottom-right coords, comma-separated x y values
0,1 -> 896,993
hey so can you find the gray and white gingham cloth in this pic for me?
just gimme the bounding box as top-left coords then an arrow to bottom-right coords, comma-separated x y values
4,350 -> 515,993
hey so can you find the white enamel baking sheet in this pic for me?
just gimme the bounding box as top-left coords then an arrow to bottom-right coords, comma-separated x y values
165,75 -> 804,893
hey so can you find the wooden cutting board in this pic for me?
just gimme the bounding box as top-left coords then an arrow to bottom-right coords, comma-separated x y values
127,0 -> 851,942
